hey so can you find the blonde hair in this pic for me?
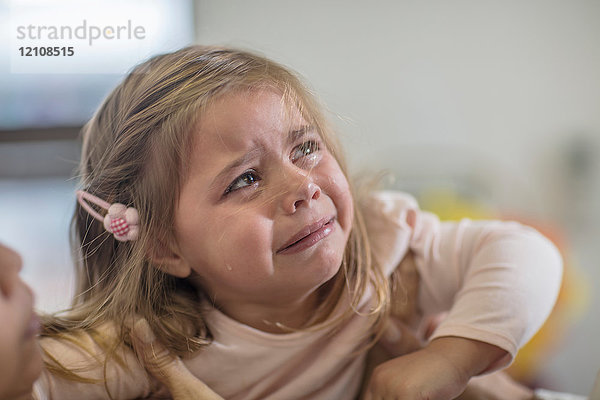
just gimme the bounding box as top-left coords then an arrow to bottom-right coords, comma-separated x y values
42,45 -> 395,384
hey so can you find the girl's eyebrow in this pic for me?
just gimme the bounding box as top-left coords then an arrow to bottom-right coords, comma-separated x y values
288,124 -> 315,142
210,124 -> 316,190
211,147 -> 262,191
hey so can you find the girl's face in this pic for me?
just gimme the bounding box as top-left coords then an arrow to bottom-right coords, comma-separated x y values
0,244 -> 42,398
172,89 -> 353,328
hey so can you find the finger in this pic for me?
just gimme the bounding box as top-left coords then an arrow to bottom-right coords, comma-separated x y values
158,359 -> 224,400
132,319 -> 177,375
0,244 -> 23,297
131,319 -> 224,400
0,243 -> 22,272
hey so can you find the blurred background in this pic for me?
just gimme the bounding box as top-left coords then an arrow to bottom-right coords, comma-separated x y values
1,0 -> 599,395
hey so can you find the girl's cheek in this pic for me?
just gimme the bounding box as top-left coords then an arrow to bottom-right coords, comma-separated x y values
318,158 -> 345,192
324,160 -> 351,199
319,163 -> 353,233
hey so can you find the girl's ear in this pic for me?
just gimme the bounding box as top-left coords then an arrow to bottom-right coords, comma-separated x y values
149,241 -> 191,278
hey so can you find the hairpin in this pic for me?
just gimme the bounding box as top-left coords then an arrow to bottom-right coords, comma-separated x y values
76,190 -> 139,242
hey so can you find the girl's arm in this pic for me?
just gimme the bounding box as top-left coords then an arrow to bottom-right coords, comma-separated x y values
364,192 -> 563,398
415,217 -> 562,366
367,316 -> 534,400
365,336 -> 505,400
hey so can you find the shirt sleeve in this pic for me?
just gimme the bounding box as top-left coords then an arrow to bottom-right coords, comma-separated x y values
32,324 -> 154,400
366,191 -> 563,361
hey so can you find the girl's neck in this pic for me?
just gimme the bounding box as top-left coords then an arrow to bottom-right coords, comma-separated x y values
218,290 -> 321,333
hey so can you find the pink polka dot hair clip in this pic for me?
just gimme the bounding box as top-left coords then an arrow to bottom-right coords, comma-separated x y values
76,190 -> 140,242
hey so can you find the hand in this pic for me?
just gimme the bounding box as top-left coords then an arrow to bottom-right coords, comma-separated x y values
0,244 -> 42,400
130,319 -> 223,400
363,342 -> 470,400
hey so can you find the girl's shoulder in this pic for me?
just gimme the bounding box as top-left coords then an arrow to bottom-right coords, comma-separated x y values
361,190 -> 419,218
359,190 -> 422,276
360,190 -> 423,235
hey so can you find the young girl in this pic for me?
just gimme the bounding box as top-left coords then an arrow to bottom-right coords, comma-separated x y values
33,46 -> 562,399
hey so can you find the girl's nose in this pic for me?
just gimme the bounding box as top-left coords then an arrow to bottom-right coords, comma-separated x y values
280,174 -> 321,214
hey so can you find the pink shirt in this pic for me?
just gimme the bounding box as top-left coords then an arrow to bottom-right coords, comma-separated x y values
34,191 -> 563,399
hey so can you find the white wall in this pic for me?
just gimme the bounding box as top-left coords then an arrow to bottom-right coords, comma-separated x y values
196,0 -> 600,217
195,0 -> 600,394
0,179 -> 76,313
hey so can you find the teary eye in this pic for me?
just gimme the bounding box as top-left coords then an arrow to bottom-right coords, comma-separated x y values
291,140 -> 320,162
224,169 -> 261,195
